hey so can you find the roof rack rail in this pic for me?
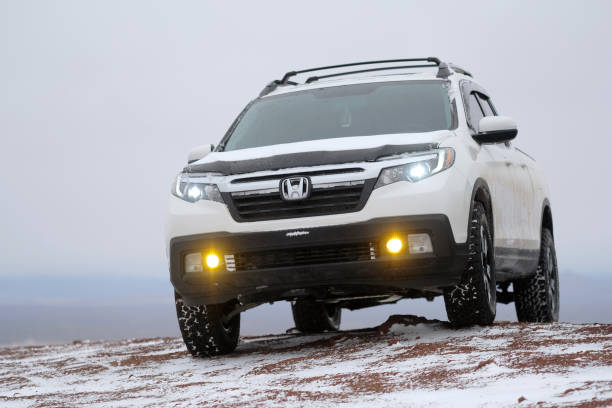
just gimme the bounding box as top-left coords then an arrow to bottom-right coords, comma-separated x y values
304,63 -> 438,84
281,57 -> 441,84
448,63 -> 472,77
259,57 -> 471,96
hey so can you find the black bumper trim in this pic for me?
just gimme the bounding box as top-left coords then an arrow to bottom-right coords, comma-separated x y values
170,215 -> 467,305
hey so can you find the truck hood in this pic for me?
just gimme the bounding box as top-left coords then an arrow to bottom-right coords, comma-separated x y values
187,130 -> 454,175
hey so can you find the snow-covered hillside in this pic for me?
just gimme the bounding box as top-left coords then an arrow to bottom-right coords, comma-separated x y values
1,315 -> 610,407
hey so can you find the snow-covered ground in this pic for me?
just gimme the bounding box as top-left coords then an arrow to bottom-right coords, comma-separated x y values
1,315 -> 610,407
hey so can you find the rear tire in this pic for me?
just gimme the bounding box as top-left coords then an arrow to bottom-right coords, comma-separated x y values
514,228 -> 559,322
175,293 -> 240,357
291,301 -> 341,333
444,202 -> 496,327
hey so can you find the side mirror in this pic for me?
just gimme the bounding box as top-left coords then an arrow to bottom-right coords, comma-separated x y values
473,116 -> 518,144
187,144 -> 214,164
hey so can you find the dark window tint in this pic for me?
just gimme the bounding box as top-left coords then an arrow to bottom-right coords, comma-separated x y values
468,93 -> 485,131
223,81 -> 454,151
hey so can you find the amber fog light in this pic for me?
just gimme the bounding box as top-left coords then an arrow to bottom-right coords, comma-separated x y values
386,238 -> 403,254
407,234 -> 433,254
206,253 -> 220,269
185,252 -> 203,273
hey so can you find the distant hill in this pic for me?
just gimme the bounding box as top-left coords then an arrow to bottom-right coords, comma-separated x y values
1,271 -> 610,345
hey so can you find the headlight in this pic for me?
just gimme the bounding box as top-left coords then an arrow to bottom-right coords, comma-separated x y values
171,173 -> 224,203
374,148 -> 455,189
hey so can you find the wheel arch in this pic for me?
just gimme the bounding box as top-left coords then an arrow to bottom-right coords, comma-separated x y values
469,178 -> 494,238
541,199 -> 554,238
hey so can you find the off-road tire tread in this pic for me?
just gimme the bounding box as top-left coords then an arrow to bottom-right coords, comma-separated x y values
291,301 -> 341,333
175,293 -> 240,357
444,202 -> 496,327
514,229 -> 559,322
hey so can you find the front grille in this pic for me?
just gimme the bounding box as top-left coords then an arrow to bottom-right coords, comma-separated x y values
228,181 -> 374,222
234,242 -> 377,271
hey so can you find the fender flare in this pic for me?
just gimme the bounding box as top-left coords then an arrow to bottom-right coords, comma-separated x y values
468,178 -> 494,239
540,198 -> 553,240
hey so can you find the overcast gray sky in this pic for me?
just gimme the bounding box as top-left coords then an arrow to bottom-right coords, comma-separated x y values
1,0 -> 611,281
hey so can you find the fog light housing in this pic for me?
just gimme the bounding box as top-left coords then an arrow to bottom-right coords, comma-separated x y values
184,252 -> 203,273
386,238 -> 403,254
407,234 -> 433,254
206,253 -> 220,269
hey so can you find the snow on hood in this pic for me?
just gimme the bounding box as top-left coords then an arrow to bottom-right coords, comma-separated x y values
187,130 -> 454,174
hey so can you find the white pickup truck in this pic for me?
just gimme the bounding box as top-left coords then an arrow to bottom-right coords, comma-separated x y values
166,58 -> 559,357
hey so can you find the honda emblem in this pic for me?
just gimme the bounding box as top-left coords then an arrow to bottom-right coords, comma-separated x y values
280,176 -> 312,201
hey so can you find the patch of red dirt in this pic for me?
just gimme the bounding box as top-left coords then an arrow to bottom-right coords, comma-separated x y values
0,375 -> 31,389
111,351 -> 185,367
247,355 -> 314,376
60,364 -> 108,376
475,358 -> 495,370
564,398 -> 612,408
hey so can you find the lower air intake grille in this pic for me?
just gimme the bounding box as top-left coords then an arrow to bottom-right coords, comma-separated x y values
234,242 -> 377,271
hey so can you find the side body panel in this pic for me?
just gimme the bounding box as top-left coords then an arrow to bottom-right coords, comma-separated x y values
457,79 -> 544,280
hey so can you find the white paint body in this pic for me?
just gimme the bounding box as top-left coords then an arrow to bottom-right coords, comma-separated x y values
478,116 -> 517,133
166,71 -> 550,257
187,144 -> 213,164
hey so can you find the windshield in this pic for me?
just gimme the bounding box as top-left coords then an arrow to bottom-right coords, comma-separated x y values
222,80 -> 454,151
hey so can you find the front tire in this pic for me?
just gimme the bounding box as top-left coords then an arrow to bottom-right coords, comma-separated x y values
444,202 -> 496,327
175,293 -> 240,357
514,228 -> 559,322
291,301 -> 341,333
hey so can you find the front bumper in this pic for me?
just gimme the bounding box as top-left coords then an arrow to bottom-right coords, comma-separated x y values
170,215 -> 467,305
166,166 -> 473,251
